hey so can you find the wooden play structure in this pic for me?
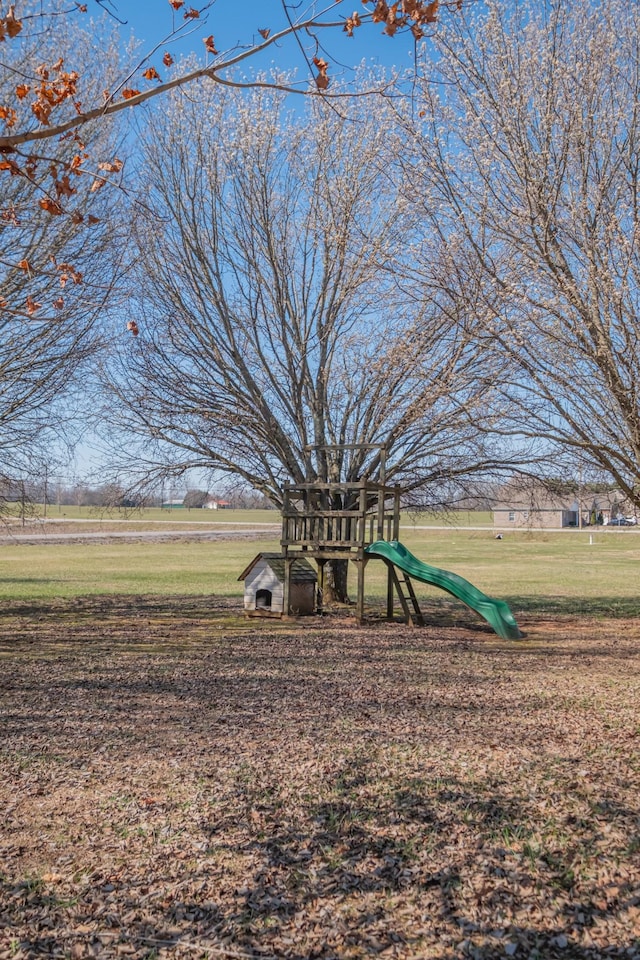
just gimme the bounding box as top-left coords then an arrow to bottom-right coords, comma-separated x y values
279,444 -> 415,623
267,443 -> 522,638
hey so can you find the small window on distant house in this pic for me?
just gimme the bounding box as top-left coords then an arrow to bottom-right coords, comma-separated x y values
255,589 -> 272,609
508,511 -> 515,521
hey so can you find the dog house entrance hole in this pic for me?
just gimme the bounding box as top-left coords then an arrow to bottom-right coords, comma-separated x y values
255,588 -> 272,609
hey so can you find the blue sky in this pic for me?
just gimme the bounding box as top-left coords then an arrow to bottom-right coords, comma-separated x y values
110,0 -> 426,84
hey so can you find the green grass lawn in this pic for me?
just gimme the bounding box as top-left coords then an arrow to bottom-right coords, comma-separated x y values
1,526 -> 639,617
0,535 -> 281,600
13,504 -> 280,524
9,504 -> 494,526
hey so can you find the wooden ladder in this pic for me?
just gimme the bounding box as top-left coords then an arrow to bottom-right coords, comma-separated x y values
388,564 -> 425,626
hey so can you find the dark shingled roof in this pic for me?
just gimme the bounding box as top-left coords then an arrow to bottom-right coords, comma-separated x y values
238,553 -> 317,583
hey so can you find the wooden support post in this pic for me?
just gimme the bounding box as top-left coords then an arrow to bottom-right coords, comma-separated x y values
281,486 -> 290,548
393,487 -> 401,541
386,563 -> 394,620
283,558 -> 293,617
356,556 -> 366,624
316,560 -> 325,614
376,483 -> 385,541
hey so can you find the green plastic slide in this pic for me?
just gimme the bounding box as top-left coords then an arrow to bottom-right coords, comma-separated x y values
365,540 -> 522,640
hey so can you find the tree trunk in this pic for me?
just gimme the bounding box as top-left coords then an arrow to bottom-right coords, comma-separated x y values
323,558 -> 350,604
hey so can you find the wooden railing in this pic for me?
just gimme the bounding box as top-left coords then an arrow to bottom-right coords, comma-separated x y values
281,480 -> 400,554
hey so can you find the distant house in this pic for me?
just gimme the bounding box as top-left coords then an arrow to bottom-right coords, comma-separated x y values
493,493 -> 578,529
588,493 -> 634,525
238,553 -> 317,616
493,487 -> 635,528
203,498 -> 232,510
161,499 -> 186,510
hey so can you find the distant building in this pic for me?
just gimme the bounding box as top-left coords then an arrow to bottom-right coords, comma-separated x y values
161,499 -> 186,509
587,494 -> 634,525
493,490 -> 578,528
493,486 -> 633,528
203,498 -> 232,510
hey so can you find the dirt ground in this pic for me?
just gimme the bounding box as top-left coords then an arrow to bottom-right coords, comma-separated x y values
1,596 -> 639,959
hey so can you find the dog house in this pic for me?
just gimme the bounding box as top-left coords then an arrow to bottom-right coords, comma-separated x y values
238,553 -> 317,616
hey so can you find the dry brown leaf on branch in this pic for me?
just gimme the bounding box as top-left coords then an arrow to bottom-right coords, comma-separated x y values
122,88 -> 141,100
30,68 -> 81,129
39,197 -> 64,214
1,205 -> 19,224
1,5 -> 23,38
258,28 -> 270,39
204,35 -> 218,54
0,105 -> 18,128
384,5 -> 401,37
0,157 -> 20,174
423,0 -> 440,23
143,67 -> 161,81
55,174 -> 75,198
163,52 -> 174,67
168,0 -> 184,8
371,0 -> 390,24
90,157 -> 122,191
313,57 -> 330,90
31,99 -> 52,124
127,320 -> 140,336
184,7 -> 200,19
25,295 -> 41,314
98,158 -> 124,173
57,263 -> 83,285
344,12 -> 362,36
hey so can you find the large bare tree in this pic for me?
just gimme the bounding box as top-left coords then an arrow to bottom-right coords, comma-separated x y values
104,81 -> 512,595
402,0 -> 640,504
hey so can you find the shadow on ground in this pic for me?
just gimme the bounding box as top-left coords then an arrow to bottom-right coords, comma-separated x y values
1,596 -> 639,957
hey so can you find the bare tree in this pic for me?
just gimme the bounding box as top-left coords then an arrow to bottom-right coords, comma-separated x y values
103,80 -> 514,597
402,0 -> 640,504
0,6 -> 127,486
